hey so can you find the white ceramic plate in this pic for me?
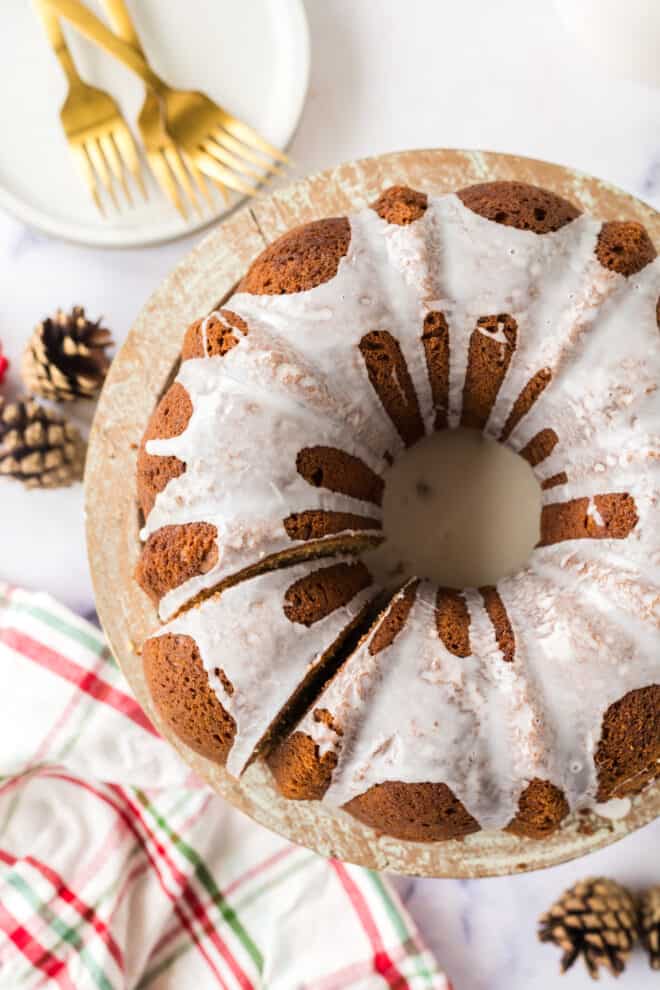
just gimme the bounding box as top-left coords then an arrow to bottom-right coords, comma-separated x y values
0,0 -> 309,247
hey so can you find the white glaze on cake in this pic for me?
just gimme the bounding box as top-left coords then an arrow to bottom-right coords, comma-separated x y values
229,207 -> 439,446
299,581 -> 539,829
497,566 -> 658,811
201,308 -> 391,458
141,189 -> 660,828
594,797 -> 633,821
153,558 -> 375,776
143,360 -> 386,619
299,570 -> 657,829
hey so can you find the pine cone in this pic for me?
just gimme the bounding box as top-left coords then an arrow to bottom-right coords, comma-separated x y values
22,306 -> 113,401
0,396 -> 85,488
639,885 -> 660,970
538,877 -> 637,979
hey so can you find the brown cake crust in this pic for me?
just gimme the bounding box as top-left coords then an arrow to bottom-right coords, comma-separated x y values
136,523 -> 218,604
283,510 -> 381,541
271,754 -> 570,841
268,737 -> 480,841
358,331 -> 424,446
137,382 -> 192,518
283,560 -> 372,626
508,779 -> 569,838
480,585 -> 515,663
461,315 -> 518,430
457,181 -> 581,233
595,685 -> 660,801
541,471 -> 568,490
500,368 -> 552,442
143,633 -> 235,764
422,311 -> 450,430
539,493 -> 639,545
436,588 -> 471,658
344,781 -> 480,841
520,427 -> 559,467
267,729 -> 338,800
595,221 -> 657,277
296,446 -> 384,505
369,582 -> 418,655
371,186 -> 428,225
181,309 -> 249,360
238,218 -> 351,295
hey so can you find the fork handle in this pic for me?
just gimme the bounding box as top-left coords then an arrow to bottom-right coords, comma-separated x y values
33,0 -> 83,87
98,0 -> 141,51
44,0 -> 167,95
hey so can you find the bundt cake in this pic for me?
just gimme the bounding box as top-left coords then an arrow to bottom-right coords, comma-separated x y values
137,180 -> 660,843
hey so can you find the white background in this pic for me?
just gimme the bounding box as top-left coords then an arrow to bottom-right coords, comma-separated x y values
1,3 -> 658,987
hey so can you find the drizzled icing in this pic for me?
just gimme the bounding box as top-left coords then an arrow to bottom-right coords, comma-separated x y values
143,362 -> 386,619
302,568 -> 657,828
159,558 -> 375,776
302,581 -> 545,829
507,256 -> 660,507
142,190 -> 660,826
498,564 -> 658,808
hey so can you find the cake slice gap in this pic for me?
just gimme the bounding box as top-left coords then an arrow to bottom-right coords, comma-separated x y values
141,556 -> 390,777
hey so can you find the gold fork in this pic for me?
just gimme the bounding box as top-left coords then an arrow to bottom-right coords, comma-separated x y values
34,0 -> 145,213
47,0 -> 289,198
99,0 -> 221,218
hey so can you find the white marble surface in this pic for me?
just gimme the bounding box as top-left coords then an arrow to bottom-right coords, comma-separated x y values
1,1 -> 658,986
391,829 -> 660,989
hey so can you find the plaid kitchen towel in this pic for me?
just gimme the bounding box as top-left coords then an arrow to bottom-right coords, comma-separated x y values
0,584 -> 449,990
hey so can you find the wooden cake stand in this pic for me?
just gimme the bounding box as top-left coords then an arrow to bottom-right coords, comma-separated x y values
85,149 -> 660,877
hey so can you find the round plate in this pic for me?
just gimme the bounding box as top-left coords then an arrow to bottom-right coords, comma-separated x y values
0,0 -> 309,247
86,149 -> 660,876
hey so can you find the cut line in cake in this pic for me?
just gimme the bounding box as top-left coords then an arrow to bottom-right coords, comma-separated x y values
143,556 -> 383,777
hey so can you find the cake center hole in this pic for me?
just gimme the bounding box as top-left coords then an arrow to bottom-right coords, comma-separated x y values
363,428 -> 542,588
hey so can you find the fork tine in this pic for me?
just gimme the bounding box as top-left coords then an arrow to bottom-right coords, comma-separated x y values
185,150 -> 230,204
213,111 -> 289,164
87,138 -> 118,209
212,176 -> 230,204
201,140 -> 272,193
207,134 -> 279,179
72,144 -> 104,214
163,146 -> 201,216
113,122 -> 148,200
212,128 -> 286,176
148,151 -> 187,218
183,153 -> 216,207
198,167 -> 230,205
191,150 -> 260,196
101,133 -> 132,205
